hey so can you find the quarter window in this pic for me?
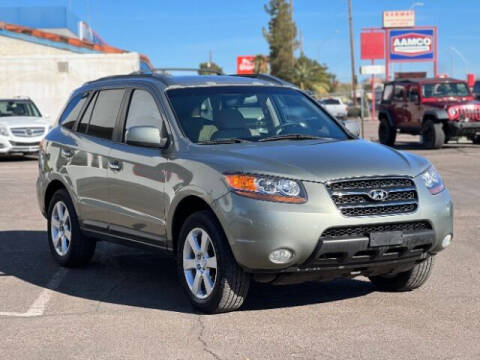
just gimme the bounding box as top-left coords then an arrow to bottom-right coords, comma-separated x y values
77,92 -> 97,134
86,89 -> 124,140
124,89 -> 162,138
60,93 -> 88,129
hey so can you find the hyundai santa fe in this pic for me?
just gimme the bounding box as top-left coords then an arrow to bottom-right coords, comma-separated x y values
36,74 -> 453,313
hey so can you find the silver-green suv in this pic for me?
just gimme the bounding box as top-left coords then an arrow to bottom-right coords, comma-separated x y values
36,74 -> 453,313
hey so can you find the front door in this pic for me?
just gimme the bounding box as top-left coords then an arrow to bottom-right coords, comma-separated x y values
406,85 -> 423,129
108,88 -> 168,247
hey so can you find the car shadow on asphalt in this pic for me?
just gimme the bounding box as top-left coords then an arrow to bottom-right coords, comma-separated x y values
0,154 -> 38,161
0,230 -> 375,314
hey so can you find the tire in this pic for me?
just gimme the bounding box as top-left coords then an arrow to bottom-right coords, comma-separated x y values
473,135 -> 480,144
422,120 -> 445,149
369,256 -> 434,292
47,189 -> 96,267
378,119 -> 396,146
177,210 -> 250,313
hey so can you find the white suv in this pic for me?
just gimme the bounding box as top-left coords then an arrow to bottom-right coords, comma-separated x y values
0,97 -> 50,156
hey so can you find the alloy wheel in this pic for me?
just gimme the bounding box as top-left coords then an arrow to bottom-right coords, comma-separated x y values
183,227 -> 218,299
50,201 -> 72,256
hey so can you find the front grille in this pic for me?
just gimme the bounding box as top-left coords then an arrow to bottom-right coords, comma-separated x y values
10,127 -> 45,137
456,106 -> 480,121
9,141 -> 40,147
327,177 -> 418,217
321,221 -> 431,238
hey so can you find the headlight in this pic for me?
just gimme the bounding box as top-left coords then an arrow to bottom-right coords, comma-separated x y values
420,166 -> 445,195
0,126 -> 8,136
225,174 -> 307,204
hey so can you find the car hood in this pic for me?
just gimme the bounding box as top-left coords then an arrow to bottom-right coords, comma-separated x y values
0,116 -> 49,127
193,139 -> 430,183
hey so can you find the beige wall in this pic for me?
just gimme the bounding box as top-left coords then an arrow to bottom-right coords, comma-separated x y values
0,52 -> 141,122
0,36 -> 75,56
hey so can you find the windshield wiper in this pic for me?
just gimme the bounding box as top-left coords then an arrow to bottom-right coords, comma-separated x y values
197,138 -> 250,145
258,134 -> 326,142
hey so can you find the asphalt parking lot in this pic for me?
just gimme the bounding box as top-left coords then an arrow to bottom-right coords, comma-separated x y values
1,121 -> 479,360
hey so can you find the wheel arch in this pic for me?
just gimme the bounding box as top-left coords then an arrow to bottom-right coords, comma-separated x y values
378,110 -> 395,127
169,194 -> 222,255
44,179 -> 79,217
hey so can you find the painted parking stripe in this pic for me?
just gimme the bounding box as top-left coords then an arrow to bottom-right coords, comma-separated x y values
0,268 -> 67,317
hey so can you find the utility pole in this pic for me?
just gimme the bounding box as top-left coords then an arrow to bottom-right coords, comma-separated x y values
290,0 -> 295,69
347,0 -> 357,106
208,50 -> 212,68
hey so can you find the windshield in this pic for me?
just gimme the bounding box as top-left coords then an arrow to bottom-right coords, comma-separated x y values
166,86 -> 348,143
421,82 -> 470,98
0,100 -> 41,117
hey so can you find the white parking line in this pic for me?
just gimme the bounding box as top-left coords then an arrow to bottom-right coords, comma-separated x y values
0,268 -> 67,317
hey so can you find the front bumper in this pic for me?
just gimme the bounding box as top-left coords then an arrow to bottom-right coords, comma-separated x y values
0,136 -> 42,154
213,179 -> 453,273
447,121 -> 480,137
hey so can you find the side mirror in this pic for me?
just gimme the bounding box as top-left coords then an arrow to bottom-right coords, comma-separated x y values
125,126 -> 168,148
342,119 -> 361,138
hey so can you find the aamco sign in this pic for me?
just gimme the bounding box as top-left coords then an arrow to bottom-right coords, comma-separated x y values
237,56 -> 255,74
389,28 -> 435,61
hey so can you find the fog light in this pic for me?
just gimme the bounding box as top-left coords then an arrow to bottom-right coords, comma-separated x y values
269,248 -> 293,264
442,234 -> 452,248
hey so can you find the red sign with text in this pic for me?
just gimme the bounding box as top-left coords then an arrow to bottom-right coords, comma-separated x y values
237,56 -> 255,74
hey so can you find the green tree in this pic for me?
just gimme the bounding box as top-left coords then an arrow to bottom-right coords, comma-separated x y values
263,0 -> 297,82
293,54 -> 335,95
198,62 -> 223,75
254,55 -> 269,74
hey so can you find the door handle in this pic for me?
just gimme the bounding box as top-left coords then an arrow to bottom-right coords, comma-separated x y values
108,160 -> 122,171
60,148 -> 74,159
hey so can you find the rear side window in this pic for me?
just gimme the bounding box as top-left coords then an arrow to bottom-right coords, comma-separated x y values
124,89 -> 162,138
474,82 -> 480,93
60,93 -> 88,129
382,85 -> 393,101
86,89 -> 124,140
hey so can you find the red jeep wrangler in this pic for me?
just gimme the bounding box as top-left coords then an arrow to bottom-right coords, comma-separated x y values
378,78 -> 480,149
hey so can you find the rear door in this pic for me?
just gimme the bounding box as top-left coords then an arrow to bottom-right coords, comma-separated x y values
107,87 -> 168,247
406,85 -> 423,129
69,88 -> 126,231
392,84 -> 408,127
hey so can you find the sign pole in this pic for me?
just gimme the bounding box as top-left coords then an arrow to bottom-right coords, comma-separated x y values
385,29 -> 390,81
371,59 -> 376,121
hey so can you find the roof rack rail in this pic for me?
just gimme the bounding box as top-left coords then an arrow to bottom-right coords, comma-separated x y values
231,73 -> 296,87
152,67 -> 223,75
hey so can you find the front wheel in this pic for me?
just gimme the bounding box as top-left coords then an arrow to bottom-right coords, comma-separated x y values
473,134 -> 480,144
369,256 -> 434,292
177,210 -> 250,313
422,120 -> 445,149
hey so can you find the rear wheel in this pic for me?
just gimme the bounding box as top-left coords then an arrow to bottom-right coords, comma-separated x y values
47,189 -> 96,267
177,210 -> 250,313
369,256 -> 434,291
422,120 -> 445,149
378,119 -> 396,146
473,134 -> 480,144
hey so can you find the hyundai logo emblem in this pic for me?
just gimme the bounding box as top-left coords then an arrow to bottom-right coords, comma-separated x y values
368,189 -> 389,201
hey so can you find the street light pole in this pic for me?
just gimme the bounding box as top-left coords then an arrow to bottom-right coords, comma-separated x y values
347,0 -> 357,106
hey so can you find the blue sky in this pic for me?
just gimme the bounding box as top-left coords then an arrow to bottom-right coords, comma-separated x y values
3,0 -> 480,82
